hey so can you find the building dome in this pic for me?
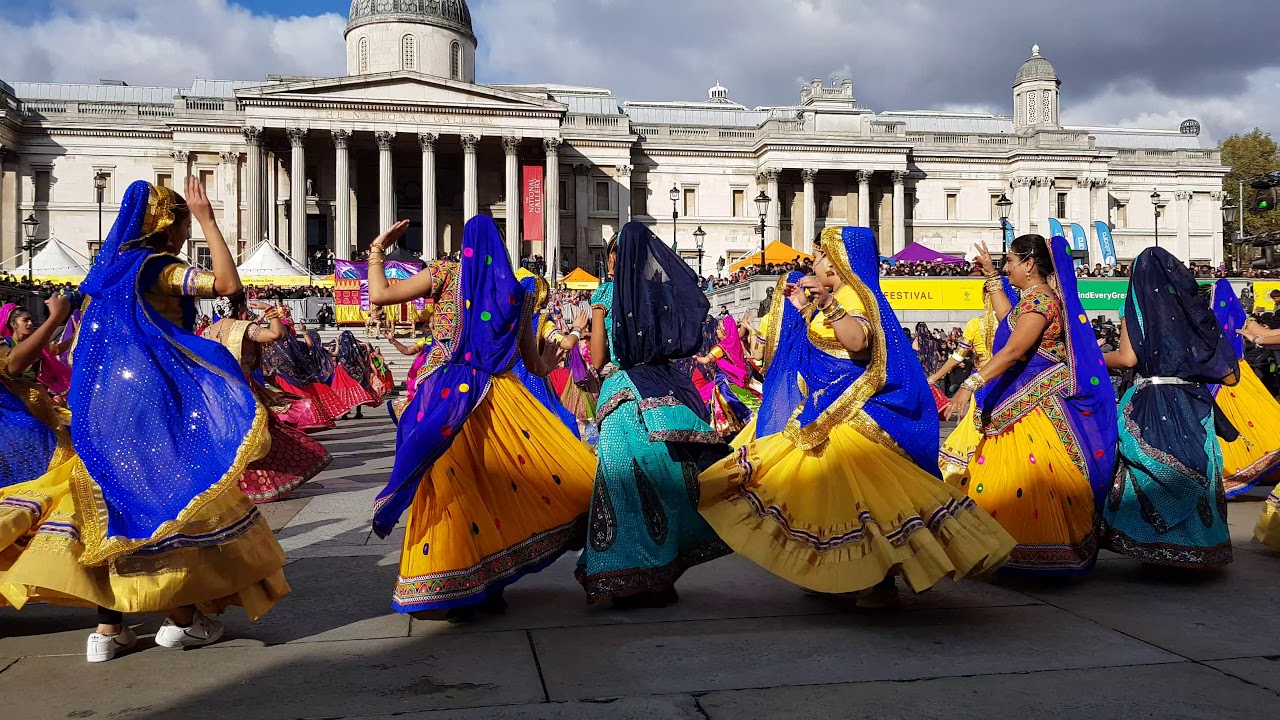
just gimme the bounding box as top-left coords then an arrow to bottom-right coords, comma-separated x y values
347,0 -> 476,43
1014,44 -> 1059,86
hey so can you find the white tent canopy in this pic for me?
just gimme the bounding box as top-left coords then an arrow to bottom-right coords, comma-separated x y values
30,237 -> 90,277
236,242 -> 312,278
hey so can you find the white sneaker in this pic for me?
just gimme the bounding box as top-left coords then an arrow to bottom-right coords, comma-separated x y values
86,626 -> 137,663
154,613 -> 224,649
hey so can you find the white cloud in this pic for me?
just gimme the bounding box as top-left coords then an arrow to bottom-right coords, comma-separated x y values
0,0 -> 346,88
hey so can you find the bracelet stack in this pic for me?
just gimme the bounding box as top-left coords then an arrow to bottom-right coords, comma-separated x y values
983,276 -> 1003,295
961,372 -> 988,393
821,300 -> 848,326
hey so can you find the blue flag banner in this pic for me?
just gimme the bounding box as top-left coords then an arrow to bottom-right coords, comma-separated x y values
1069,223 -> 1088,268
1095,221 -> 1118,266
1047,218 -> 1065,239
1003,219 -> 1015,248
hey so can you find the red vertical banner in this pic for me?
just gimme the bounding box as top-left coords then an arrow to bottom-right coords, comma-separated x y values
522,165 -> 545,243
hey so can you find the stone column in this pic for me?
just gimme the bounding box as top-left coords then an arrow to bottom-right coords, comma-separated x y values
285,128 -> 307,265
332,129 -> 352,260
801,168 -> 818,253
218,151 -> 240,244
243,127 -> 262,249
462,134 -> 479,221
375,131 -> 396,231
1037,176 -> 1054,236
616,164 -> 632,229
892,170 -> 907,253
418,133 -> 438,262
574,164 -> 590,269
502,136 -> 520,263
0,150 -> 17,269
764,168 -> 780,243
543,138 -> 561,273
1175,190 -> 1192,263
1209,191 -> 1225,268
856,170 -> 872,231
266,147 -> 279,248
1012,176 -> 1033,236
171,149 -> 190,189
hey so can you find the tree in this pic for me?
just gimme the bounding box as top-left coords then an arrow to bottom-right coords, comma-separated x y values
1221,128 -> 1280,240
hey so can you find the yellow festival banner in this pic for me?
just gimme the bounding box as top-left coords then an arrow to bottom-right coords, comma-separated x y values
1256,281 -> 1280,306
879,279 -> 986,311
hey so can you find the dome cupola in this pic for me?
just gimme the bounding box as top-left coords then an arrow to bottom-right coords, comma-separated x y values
1013,44 -> 1061,130
346,0 -> 477,81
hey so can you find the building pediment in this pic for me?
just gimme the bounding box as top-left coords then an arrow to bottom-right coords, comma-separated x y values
236,72 -> 566,115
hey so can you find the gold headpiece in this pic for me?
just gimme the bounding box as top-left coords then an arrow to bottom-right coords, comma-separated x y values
141,183 -> 185,238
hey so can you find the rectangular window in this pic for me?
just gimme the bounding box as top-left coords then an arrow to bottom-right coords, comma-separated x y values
1056,191 -> 1068,219
87,242 -> 101,263
632,185 -> 648,216
905,192 -> 915,221
34,170 -> 51,203
818,191 -> 832,220
732,189 -> 745,218
1116,202 -> 1128,228
946,192 -> 958,220
559,178 -> 569,214
682,187 -> 697,217
92,170 -> 114,203
196,246 -> 212,270
594,180 -> 611,212
1155,205 -> 1164,221
156,172 -> 173,190
989,194 -> 1002,221
199,169 -> 217,201
780,188 -> 792,219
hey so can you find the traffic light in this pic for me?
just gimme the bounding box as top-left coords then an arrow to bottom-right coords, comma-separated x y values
1258,187 -> 1277,212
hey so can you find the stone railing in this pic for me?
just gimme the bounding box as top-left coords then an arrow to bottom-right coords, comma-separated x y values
21,100 -> 182,119
562,113 -> 629,132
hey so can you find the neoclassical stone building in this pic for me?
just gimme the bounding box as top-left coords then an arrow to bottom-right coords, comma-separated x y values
0,0 -> 1228,277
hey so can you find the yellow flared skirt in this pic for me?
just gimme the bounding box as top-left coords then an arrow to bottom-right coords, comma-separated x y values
1217,364 -> 1280,496
1255,489 -> 1280,550
394,373 -> 595,612
698,417 -> 1015,594
0,456 -> 289,620
939,396 -> 980,487
961,405 -> 1097,574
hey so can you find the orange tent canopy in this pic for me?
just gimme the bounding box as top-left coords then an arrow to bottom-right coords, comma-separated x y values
730,241 -> 812,272
560,267 -> 601,290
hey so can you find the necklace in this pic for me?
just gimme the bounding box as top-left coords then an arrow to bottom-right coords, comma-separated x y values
1022,282 -> 1047,296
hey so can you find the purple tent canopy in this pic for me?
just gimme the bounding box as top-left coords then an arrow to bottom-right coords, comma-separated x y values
891,242 -> 966,265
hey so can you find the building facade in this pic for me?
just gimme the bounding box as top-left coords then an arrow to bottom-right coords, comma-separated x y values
0,2 -> 1228,277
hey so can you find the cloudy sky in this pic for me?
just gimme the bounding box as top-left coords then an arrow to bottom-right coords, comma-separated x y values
1,0 -> 1276,142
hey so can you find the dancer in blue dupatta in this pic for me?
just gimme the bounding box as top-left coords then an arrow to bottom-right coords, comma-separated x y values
700,227 -> 1013,608
576,223 -> 733,608
0,178 -> 288,663
368,217 -> 593,621
513,270 -> 583,438
0,294 -> 74,490
947,234 -> 1117,576
1101,248 -> 1239,567
1208,280 -> 1280,497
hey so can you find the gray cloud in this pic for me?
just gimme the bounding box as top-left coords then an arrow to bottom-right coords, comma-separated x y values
0,0 -> 1274,140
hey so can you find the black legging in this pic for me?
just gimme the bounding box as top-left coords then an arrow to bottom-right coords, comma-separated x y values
97,606 -> 123,625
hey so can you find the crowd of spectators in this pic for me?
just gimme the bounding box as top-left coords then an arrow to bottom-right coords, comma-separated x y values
880,260 -> 974,277
244,284 -> 333,300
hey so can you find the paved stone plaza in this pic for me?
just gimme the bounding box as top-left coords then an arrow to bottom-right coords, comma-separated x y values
2,417 -> 1278,720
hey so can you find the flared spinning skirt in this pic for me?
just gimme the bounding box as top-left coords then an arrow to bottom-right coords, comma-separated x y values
939,396 -> 980,487
241,419 -> 332,503
393,374 -> 594,613
330,367 -> 377,413
1254,488 -> 1280,550
0,455 -> 289,619
699,418 -> 1015,594
1217,363 -> 1280,497
961,405 -> 1098,575
277,377 -> 347,421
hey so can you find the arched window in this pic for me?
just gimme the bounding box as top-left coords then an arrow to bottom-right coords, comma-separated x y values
402,34 -> 416,71
358,37 -> 369,74
450,41 -> 461,80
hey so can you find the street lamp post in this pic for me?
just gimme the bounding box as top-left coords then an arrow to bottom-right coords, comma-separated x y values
1151,189 -> 1162,249
1221,196 -> 1238,271
693,226 -> 706,276
996,191 -> 1013,257
754,191 -> 771,274
669,185 -> 680,253
22,213 -> 40,282
94,172 -> 108,254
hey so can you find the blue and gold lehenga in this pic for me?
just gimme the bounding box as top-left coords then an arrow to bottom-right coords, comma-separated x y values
513,270 -> 581,438
576,223 -> 732,602
1101,250 -> 1238,567
698,227 -> 1014,594
0,181 -> 287,618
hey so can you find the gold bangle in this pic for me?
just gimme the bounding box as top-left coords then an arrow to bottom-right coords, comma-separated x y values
961,371 -> 987,393
820,300 -> 844,317
822,306 -> 849,325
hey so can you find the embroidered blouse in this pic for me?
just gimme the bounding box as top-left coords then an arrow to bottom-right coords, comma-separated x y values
1009,287 -> 1066,363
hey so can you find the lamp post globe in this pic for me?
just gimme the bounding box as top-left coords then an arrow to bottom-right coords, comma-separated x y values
669,185 -> 680,252
996,192 -> 1013,256
22,213 -> 40,281
754,190 -> 771,273
693,225 -> 706,276
1151,189 -> 1162,249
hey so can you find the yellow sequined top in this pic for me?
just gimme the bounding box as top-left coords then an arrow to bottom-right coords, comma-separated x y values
145,262 -> 218,326
952,315 -> 995,366
806,285 -> 873,358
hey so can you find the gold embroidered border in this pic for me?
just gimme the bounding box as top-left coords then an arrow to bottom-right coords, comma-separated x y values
761,274 -> 792,373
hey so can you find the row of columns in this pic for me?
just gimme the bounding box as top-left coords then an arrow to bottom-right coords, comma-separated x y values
756,168 -> 907,254
242,127 -> 573,266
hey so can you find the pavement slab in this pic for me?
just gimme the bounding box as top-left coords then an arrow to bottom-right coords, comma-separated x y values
531,603 -> 1179,701
355,696 -> 705,720
1205,657 -> 1280,695
697,663 -> 1279,720
0,632 -> 544,720
1014,546 -> 1280,660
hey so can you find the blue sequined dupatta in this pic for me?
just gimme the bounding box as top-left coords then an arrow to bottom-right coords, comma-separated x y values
69,180 -> 264,565
1212,280 -> 1246,362
0,382 -> 60,489
373,215 -> 529,538
514,275 -> 580,438
755,272 -> 807,439
780,227 -> 940,476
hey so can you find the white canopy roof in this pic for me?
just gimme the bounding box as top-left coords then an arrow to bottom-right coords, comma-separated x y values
236,242 -> 311,277
30,237 -> 90,277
